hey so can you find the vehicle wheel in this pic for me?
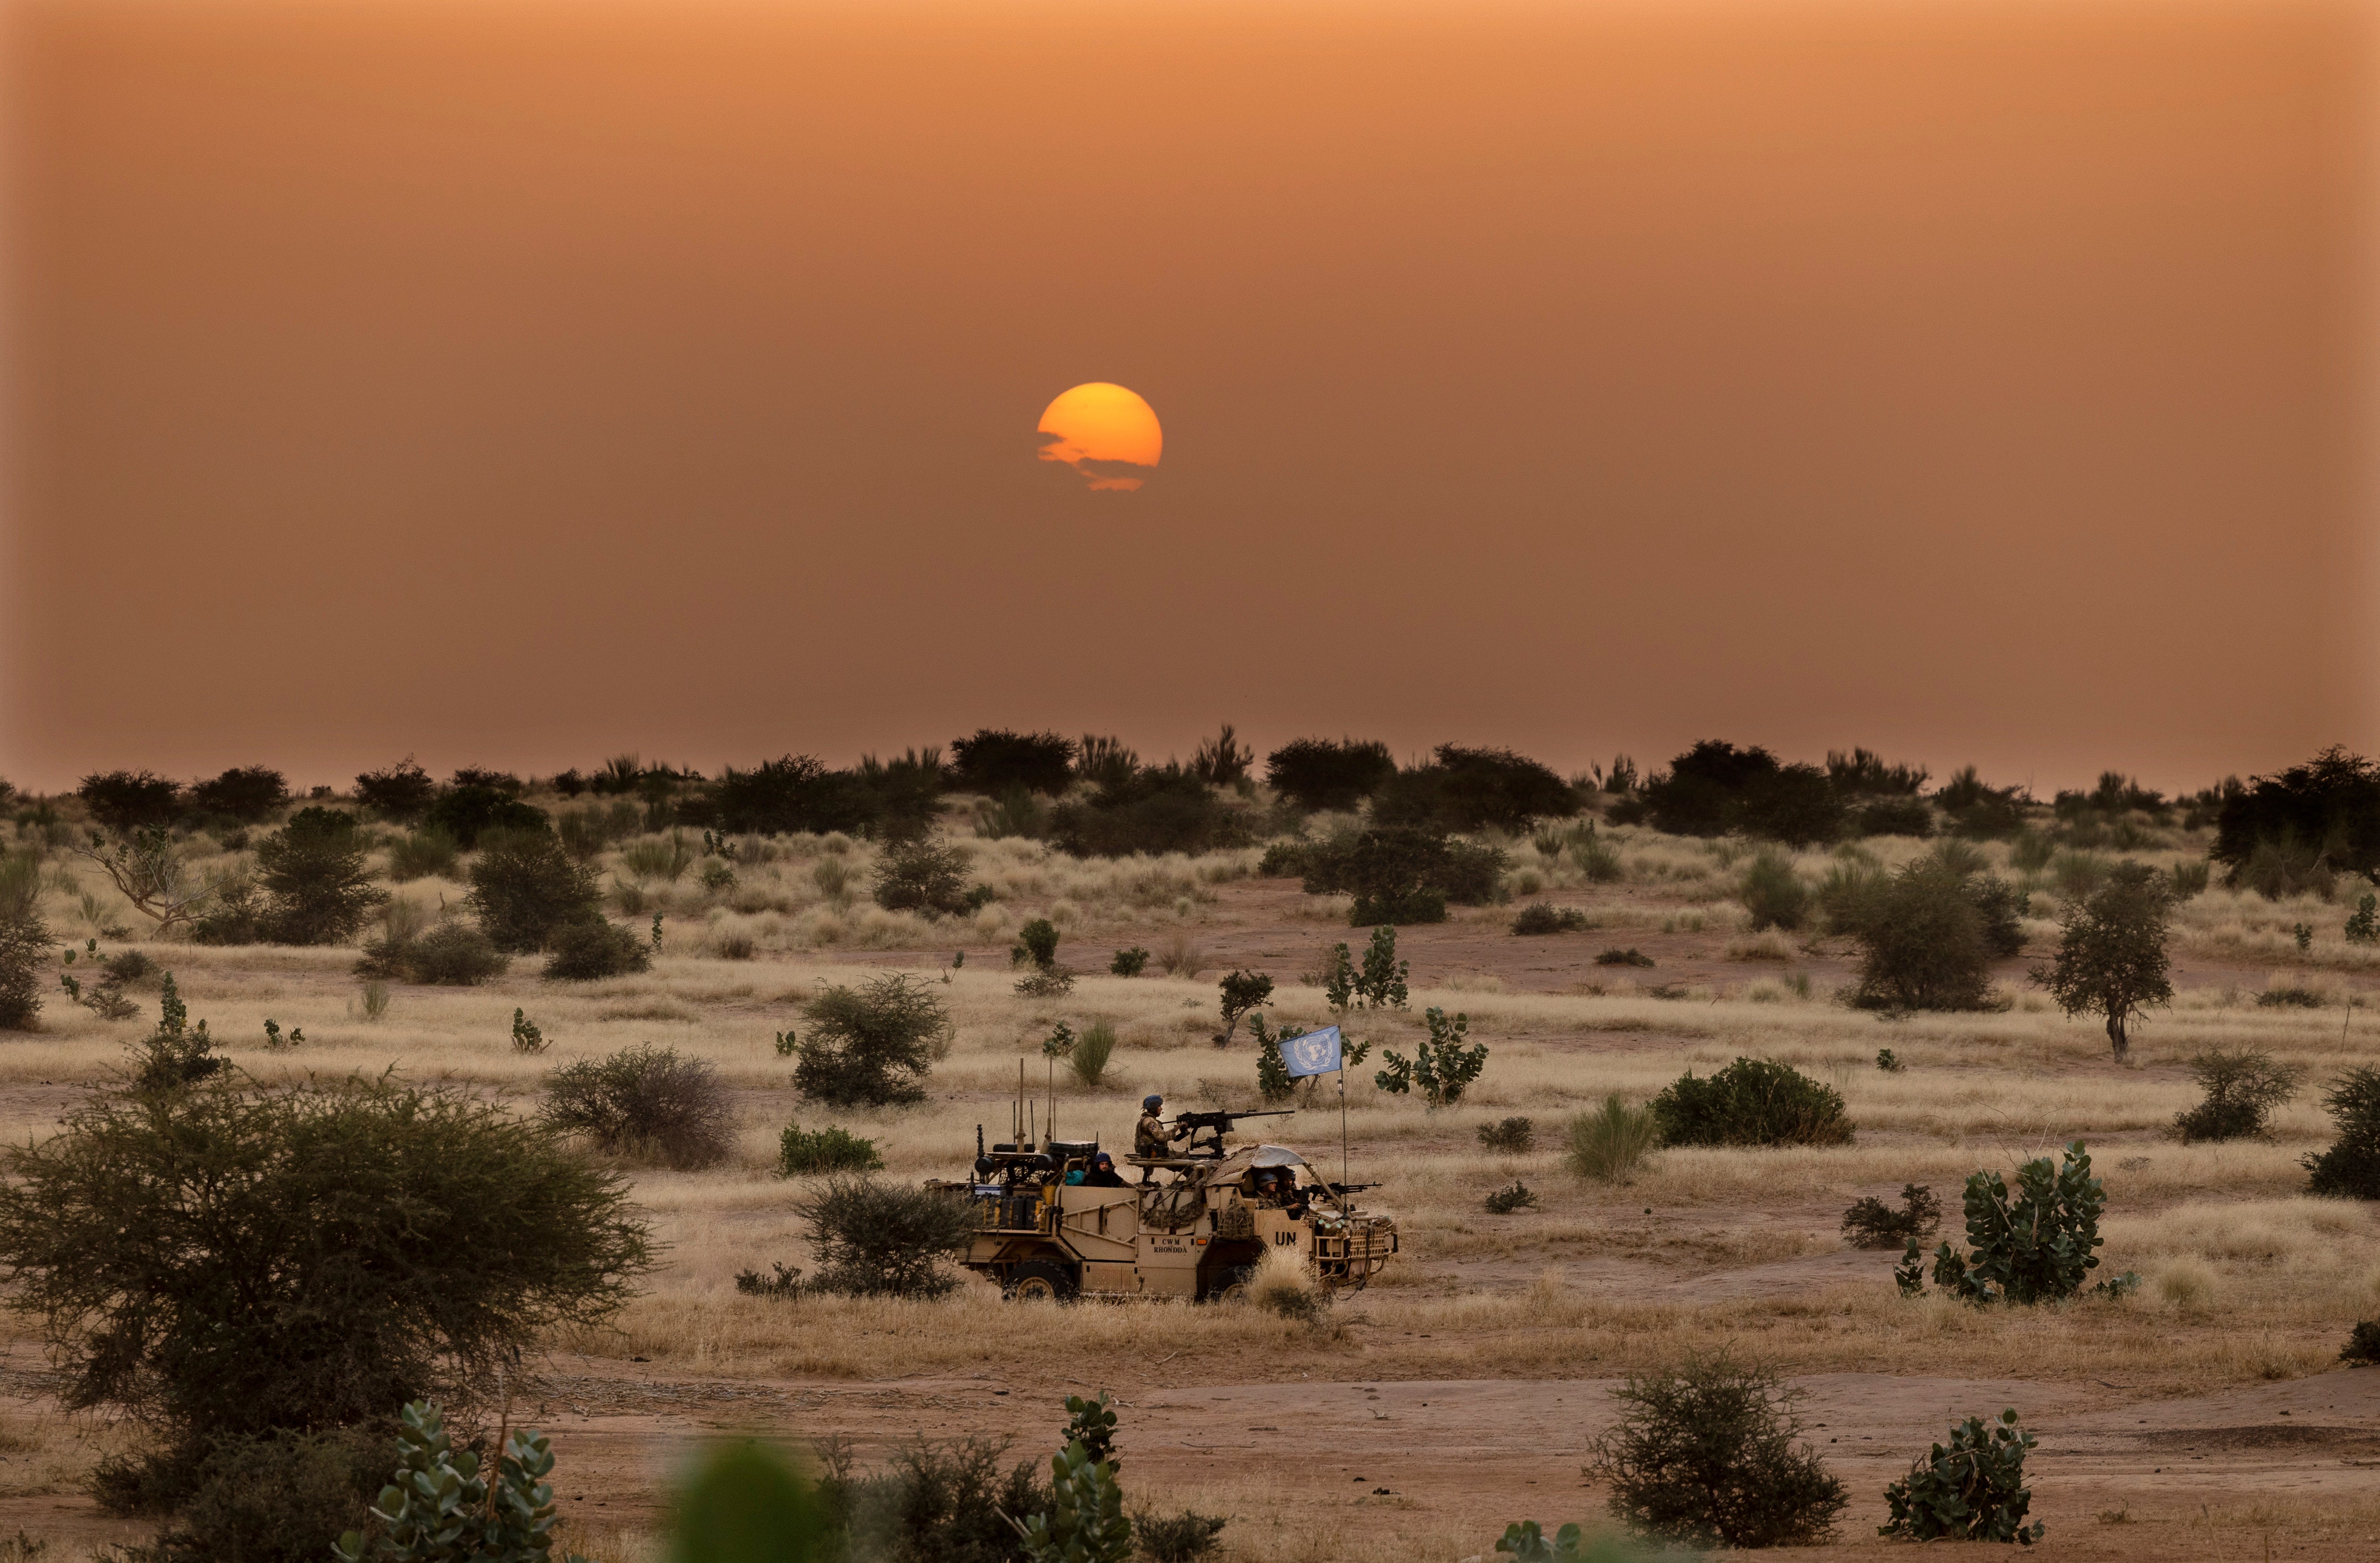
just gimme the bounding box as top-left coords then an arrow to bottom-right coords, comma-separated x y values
1201,1266 -> 1254,1304
1004,1260 -> 1077,1303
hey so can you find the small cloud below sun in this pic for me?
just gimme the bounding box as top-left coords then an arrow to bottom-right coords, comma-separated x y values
1037,382 -> 1160,492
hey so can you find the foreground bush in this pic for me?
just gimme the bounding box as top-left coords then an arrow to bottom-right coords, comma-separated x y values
2174,1047 -> 2302,1143
794,1174 -> 977,1297
1879,1410 -> 2044,1545
777,1123 -> 884,1176
816,1436 -> 1047,1563
2305,1067 -> 2380,1199
793,973 -> 947,1108
467,829 -> 601,952
1899,1142 -> 2136,1305
1375,1008 -> 1486,1106
0,853 -> 48,1030
1587,1351 -> 1846,1549
1566,1096 -> 1659,1183
543,1044 -> 733,1168
0,1070 -> 649,1508
1651,1058 -> 1852,1148
1737,849 -> 1809,932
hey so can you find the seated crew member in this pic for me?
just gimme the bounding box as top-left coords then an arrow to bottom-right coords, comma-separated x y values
1081,1151 -> 1127,1188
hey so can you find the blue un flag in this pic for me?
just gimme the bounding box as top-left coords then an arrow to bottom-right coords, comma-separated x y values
1280,1025 -> 1343,1078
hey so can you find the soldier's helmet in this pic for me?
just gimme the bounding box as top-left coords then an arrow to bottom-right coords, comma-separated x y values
1142,1094 -> 1163,1112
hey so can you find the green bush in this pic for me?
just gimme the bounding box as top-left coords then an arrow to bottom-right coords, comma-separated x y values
1737,849 -> 1809,932
1571,828 -> 1623,883
1567,1096 -> 1658,1183
950,730 -> 1077,796
795,1174 -> 977,1298
1840,856 -> 2004,1013
1375,1007 -> 1486,1107
187,765 -> 289,824
540,917 -> 651,981
333,1400 -> 592,1563
1593,947 -> 1653,968
2227,829 -> 2336,900
1322,926 -> 1411,1011
2352,893 -> 2380,944
1477,1116 -> 1534,1153
1014,918 -> 1061,969
817,1436 -> 1047,1563
793,973 -> 947,1108
155,1427 -> 377,1563
0,1070 -> 649,1504
1109,947 -> 1149,977
385,828 -> 460,883
1492,1520 -> 1638,1562
1852,796 -> 1934,838
131,973 -> 223,1092
1841,1185 -> 1940,1248
874,839 -> 977,915
1047,765 -> 1253,858
1587,1351 -> 1847,1549
467,829 -> 600,953
1370,745 -> 1578,834
1899,1142 -> 2135,1305
2305,1067 -> 2380,1198
1651,1058 -> 1852,1148
2213,747 -> 2380,881
776,1123 -> 884,1176
356,921 -> 510,986
238,808 -> 388,945
1878,1410 -> 2044,1544
422,785 -> 547,851
1014,1438 -> 1133,1563
77,769 -> 184,831
543,1044 -> 733,1169
0,854 -> 48,1030
1511,903 -> 1588,935
2174,1047 -> 2302,1143
1298,826 -> 1499,924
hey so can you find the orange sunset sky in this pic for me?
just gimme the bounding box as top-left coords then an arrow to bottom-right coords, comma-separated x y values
2,0 -> 2374,794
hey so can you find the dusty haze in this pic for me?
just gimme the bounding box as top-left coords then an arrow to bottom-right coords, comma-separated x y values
3,0 -> 2373,793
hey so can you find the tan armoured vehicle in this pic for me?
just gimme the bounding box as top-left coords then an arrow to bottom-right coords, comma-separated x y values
940,1108 -> 1400,1302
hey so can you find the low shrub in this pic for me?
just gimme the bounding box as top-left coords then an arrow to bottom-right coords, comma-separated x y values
244,808 -> 387,945
620,832 -> 696,883
1512,903 -> 1589,936
510,1009 -> 548,1054
1876,1048 -> 1903,1072
158,1426 -> 376,1563
467,828 -> 601,953
354,920 -> 510,986
873,839 -> 979,916
384,828 -> 460,882
1484,1181 -> 1538,1214
818,1436 -> 1047,1563
331,1401 -> 586,1563
1213,968 -> 1274,1047
1737,849 -> 1810,932
1110,946 -> 1150,976
1840,855 -> 2009,1013
1852,796 -> 1934,838
735,1262 -> 803,1300
543,1044 -> 735,1169
2342,1321 -> 2380,1365
793,973 -> 947,1108
1651,1058 -> 1852,1148
2305,1067 -> 2380,1199
2227,829 -> 2337,901
1477,1116 -> 1535,1153
1593,947 -> 1654,968
1135,1510 -> 1230,1563
1493,1521 -> 1637,1562
777,1123 -> 884,1176
2259,983 -> 2325,1009
1247,1244 -> 1327,1327
541,917 -> 651,981
795,1174 -> 978,1297
1047,765 -> 1253,858
1571,830 -> 1623,883
1898,1141 -> 2137,1305
1587,1351 -> 1847,1549
1013,918 -> 1061,970
2173,1047 -> 2302,1143
1567,1096 -> 1659,1183
422,784 -> 547,851
1841,1184 -> 1941,1248
1879,1410 -> 2044,1544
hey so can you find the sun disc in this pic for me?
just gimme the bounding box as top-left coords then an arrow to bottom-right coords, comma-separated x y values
1037,382 -> 1161,491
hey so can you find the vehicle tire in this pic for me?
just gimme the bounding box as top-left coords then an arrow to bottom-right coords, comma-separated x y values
1004,1260 -> 1077,1303
1201,1266 -> 1254,1304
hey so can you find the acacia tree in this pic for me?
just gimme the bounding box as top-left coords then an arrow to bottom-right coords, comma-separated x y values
0,1068 -> 651,1501
2033,861 -> 2173,1060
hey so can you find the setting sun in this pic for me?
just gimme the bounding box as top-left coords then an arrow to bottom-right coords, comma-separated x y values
1036,382 -> 1161,491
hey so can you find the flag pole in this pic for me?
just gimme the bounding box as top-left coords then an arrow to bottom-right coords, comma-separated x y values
1340,1062 -> 1349,1198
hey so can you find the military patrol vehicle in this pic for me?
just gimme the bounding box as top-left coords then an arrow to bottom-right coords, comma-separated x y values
937,1098 -> 1400,1303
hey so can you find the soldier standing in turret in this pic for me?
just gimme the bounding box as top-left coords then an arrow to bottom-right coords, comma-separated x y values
1135,1094 -> 1187,1182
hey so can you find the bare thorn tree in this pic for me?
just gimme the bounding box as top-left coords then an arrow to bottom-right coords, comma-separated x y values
71,827 -> 226,937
